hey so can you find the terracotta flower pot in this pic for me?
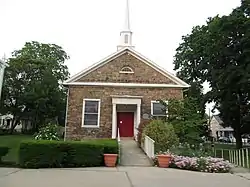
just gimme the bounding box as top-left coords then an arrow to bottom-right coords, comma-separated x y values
104,154 -> 118,167
157,154 -> 172,168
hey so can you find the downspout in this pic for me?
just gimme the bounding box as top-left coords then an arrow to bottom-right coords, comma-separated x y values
64,87 -> 69,141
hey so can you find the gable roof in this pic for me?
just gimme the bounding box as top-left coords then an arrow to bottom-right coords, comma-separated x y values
213,115 -> 224,125
63,47 -> 190,88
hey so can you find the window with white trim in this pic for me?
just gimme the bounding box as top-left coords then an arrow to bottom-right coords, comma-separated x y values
119,66 -> 134,74
82,99 -> 101,127
151,100 -> 168,116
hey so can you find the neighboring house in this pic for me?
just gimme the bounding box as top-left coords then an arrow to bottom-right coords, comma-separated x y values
63,1 -> 189,140
210,115 -> 234,139
0,114 -> 13,129
0,114 -> 32,132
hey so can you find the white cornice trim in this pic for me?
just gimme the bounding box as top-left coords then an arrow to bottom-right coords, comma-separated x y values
63,82 -> 190,88
64,47 -> 190,87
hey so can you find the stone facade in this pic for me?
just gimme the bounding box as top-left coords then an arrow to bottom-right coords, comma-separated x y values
75,51 -> 177,84
65,86 -> 183,140
65,48 -> 187,140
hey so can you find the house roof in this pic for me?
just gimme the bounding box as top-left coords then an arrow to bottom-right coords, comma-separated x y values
63,47 -> 190,88
213,115 -> 223,125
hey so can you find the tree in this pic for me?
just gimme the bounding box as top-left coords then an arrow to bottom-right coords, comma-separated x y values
173,0 -> 250,148
159,97 -> 209,145
0,41 -> 69,133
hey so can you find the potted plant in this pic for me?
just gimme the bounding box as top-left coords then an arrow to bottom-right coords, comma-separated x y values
104,154 -> 118,167
157,150 -> 172,168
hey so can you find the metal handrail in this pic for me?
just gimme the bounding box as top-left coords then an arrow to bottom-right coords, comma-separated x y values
117,127 -> 120,142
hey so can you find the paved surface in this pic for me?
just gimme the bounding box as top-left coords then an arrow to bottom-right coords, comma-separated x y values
231,166 -> 250,173
0,167 -> 250,187
235,173 -> 250,180
120,140 -> 152,166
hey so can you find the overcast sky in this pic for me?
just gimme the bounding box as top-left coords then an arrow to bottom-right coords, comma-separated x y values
0,0 -> 241,114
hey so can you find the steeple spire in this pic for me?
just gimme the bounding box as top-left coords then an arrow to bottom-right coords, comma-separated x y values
124,0 -> 131,31
117,0 -> 134,50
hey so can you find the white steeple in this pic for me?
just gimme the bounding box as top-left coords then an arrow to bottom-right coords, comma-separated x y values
117,0 -> 134,50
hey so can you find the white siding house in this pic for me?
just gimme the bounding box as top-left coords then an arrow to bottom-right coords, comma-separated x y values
210,115 -> 234,139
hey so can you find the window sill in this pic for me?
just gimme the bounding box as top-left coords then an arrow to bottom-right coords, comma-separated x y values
82,125 -> 100,128
152,115 -> 168,117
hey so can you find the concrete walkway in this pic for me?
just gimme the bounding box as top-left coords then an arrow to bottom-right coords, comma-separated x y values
120,140 -> 152,166
1,167 -> 250,187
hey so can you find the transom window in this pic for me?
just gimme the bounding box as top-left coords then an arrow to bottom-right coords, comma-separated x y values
151,100 -> 168,116
82,99 -> 101,127
119,66 -> 134,74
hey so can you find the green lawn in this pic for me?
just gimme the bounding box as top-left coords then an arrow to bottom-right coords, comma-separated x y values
205,142 -> 250,150
0,135 -> 33,164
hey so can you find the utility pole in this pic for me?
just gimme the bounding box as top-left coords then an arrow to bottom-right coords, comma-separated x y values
0,54 -> 9,101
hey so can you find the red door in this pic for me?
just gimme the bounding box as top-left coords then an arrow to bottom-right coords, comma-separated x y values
117,112 -> 134,137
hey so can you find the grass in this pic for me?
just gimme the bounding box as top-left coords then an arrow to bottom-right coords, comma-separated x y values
0,135 -> 33,164
205,142 -> 250,150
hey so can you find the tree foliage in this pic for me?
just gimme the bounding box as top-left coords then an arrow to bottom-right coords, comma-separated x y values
159,97 -> 209,145
173,0 -> 250,148
0,41 -> 70,133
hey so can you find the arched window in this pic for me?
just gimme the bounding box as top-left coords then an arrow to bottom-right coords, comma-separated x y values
124,34 -> 129,44
119,66 -> 134,74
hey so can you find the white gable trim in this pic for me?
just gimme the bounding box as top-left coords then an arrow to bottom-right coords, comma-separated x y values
64,47 -> 190,87
63,82 -> 189,88
64,48 -> 127,84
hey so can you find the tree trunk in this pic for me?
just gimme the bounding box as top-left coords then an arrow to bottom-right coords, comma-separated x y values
235,127 -> 242,149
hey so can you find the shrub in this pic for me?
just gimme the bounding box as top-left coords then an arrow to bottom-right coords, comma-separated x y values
34,123 -> 60,141
18,139 -> 118,168
137,119 -> 152,147
87,139 -> 118,153
0,146 -> 9,163
143,120 -> 179,152
169,142 -> 213,158
88,139 -> 119,165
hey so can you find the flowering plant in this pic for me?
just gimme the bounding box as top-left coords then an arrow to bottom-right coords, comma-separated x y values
153,153 -> 233,173
34,123 -> 60,141
157,150 -> 172,156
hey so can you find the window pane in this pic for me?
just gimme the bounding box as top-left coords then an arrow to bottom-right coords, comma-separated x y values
85,101 -> 99,113
84,114 -> 98,126
153,103 -> 165,115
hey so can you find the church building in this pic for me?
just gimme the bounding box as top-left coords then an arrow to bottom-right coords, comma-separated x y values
63,0 -> 189,140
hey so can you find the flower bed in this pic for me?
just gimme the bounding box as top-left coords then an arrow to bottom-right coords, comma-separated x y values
153,154 -> 233,173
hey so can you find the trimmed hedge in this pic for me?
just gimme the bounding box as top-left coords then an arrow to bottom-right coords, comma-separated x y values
19,139 -> 118,168
89,139 -> 119,153
0,146 -> 9,162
